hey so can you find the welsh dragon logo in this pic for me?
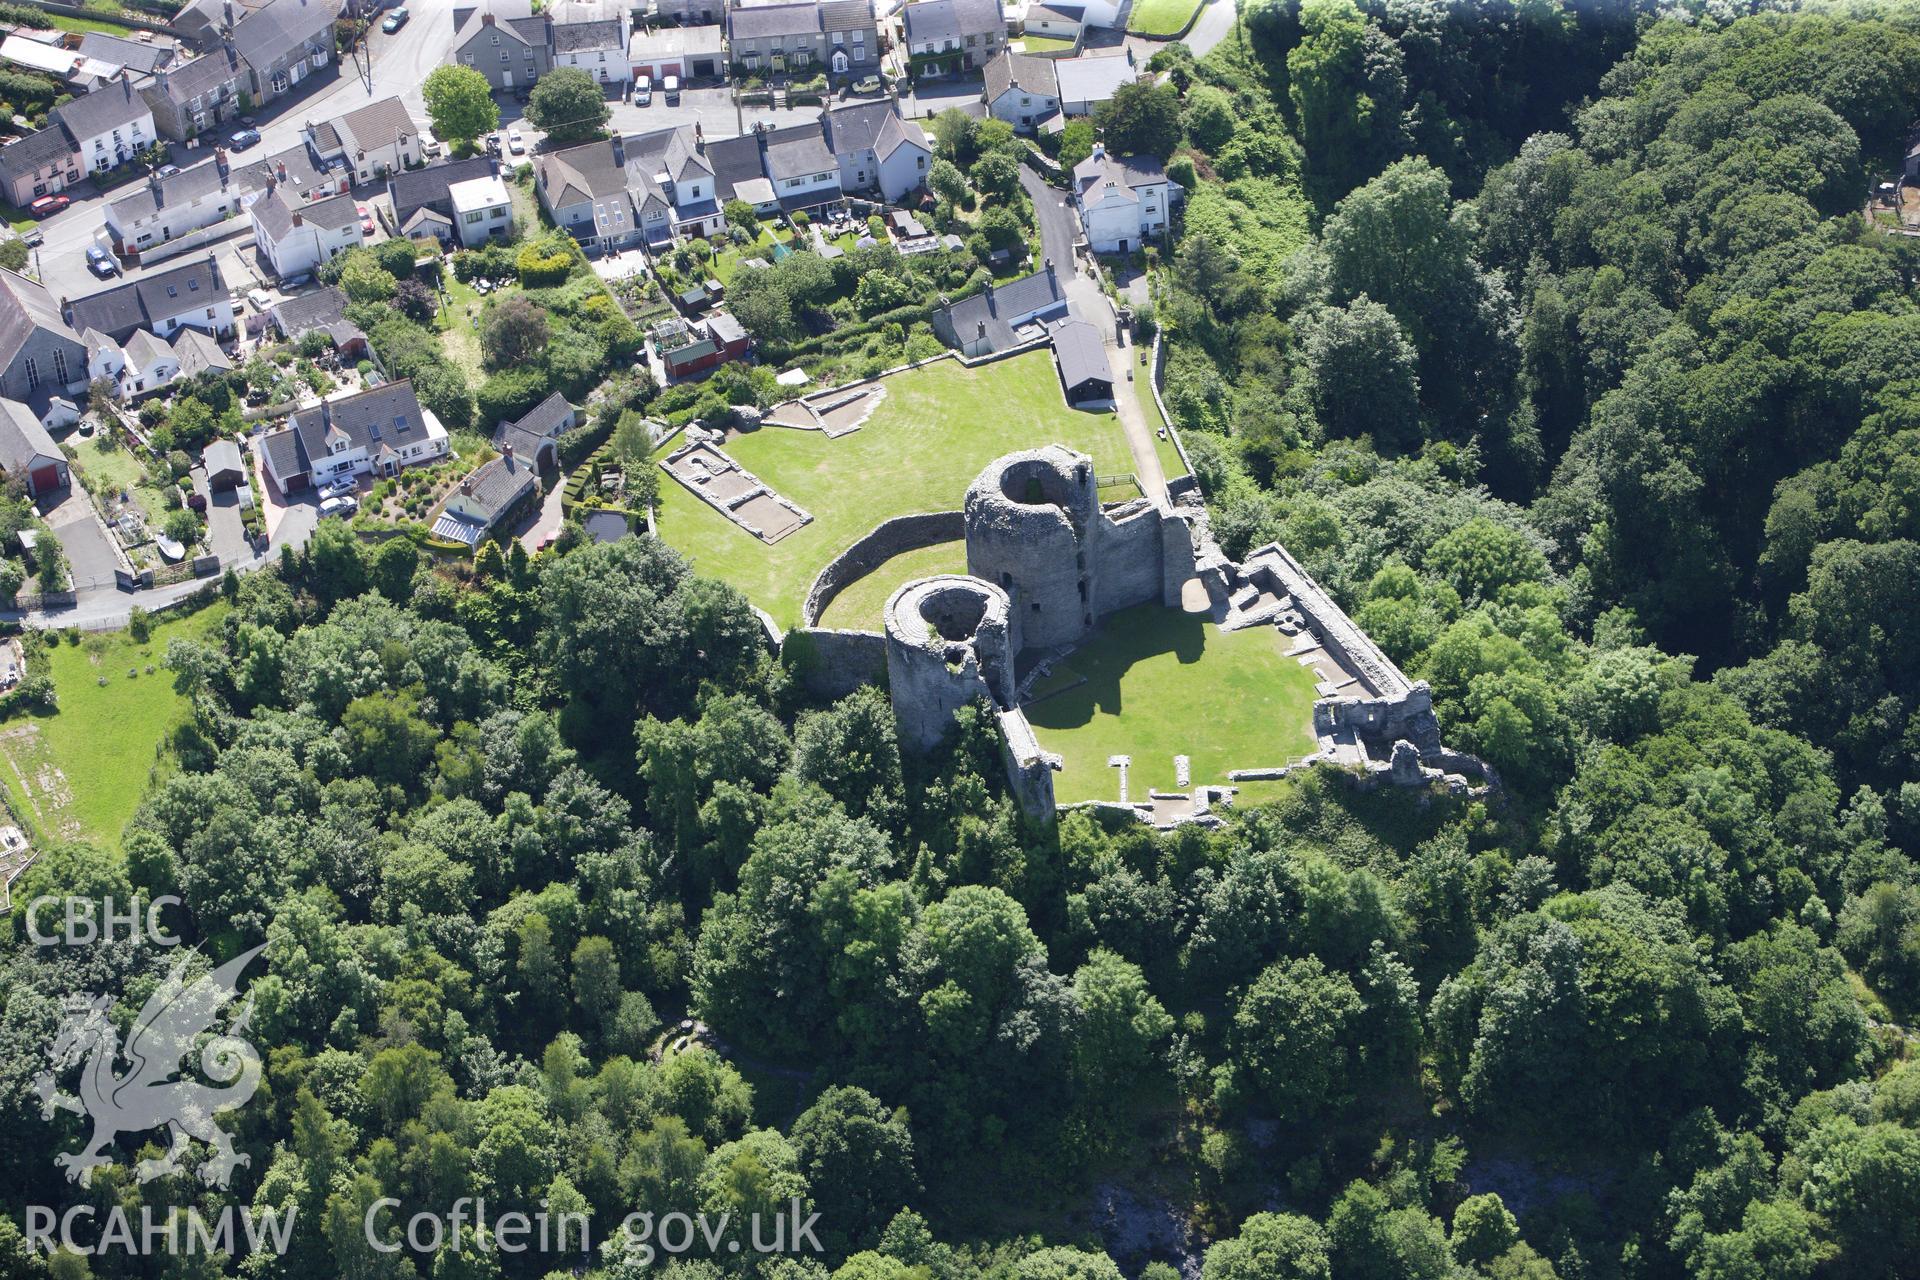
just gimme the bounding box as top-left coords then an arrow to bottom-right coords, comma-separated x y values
33,945 -> 266,1189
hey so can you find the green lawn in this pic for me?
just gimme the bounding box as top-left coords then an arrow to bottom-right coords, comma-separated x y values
0,603 -> 228,848
436,276 -> 498,380
653,351 -> 1136,629
45,10 -> 141,34
1019,34 -> 1077,52
1024,604 -> 1320,803
1126,0 -> 1204,34
816,538 -> 968,630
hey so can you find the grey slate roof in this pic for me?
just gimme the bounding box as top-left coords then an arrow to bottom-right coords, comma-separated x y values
0,270 -> 79,373
230,0 -> 340,68
203,437 -> 243,476
454,0 -> 549,49
255,188 -> 357,241
984,49 -> 1055,101
172,327 -> 231,377
51,75 -> 149,141
728,2 -> 820,40
145,46 -> 245,106
0,398 -> 60,476
1027,1 -> 1083,20
270,286 -> 363,349
705,133 -> 766,202
820,0 -> 875,30
122,328 -> 175,372
903,0 -> 1002,45
492,390 -> 573,457
315,95 -> 418,155
1054,52 -> 1135,106
65,257 -> 227,343
552,17 -> 623,51
939,263 -> 1065,351
1073,147 -> 1167,204
762,123 -> 834,180
388,154 -> 496,222
1049,317 -> 1109,390
287,379 -> 430,464
76,33 -> 176,75
261,425 -> 302,481
0,124 -> 78,185
110,143 -> 323,225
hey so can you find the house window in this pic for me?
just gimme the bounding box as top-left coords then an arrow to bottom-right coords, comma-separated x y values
22,357 -> 37,390
166,285 -> 177,297
51,351 -> 67,384
501,50 -> 510,61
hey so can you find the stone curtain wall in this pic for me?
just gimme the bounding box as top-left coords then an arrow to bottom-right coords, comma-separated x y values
801,510 -> 967,626
781,627 -> 889,700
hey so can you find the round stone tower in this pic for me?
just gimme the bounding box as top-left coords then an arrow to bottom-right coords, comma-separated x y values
964,446 -> 1100,652
883,575 -> 1016,753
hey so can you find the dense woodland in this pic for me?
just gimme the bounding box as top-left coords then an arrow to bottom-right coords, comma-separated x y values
7,3 -> 1920,1280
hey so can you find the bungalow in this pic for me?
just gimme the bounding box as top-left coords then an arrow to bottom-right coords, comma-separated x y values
930,262 -> 1066,354
431,449 -> 539,547
901,0 -> 1004,76
1070,143 -> 1177,254
259,378 -> 449,493
307,96 -> 423,184
1048,317 -> 1111,405
63,255 -> 236,345
982,50 -> 1059,131
251,189 -> 362,280
492,390 -> 573,469
449,173 -> 515,246
172,327 -> 233,380
0,397 -> 69,496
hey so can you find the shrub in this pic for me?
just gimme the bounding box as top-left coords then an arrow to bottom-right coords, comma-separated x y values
516,234 -> 575,287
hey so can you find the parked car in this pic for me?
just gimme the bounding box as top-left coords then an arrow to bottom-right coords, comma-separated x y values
483,133 -> 501,154
635,74 -> 652,105
663,75 -> 680,101
85,245 -> 116,277
423,134 -> 441,157
852,74 -> 882,93
358,203 -> 374,235
318,495 -> 358,519
380,5 -> 408,31
280,272 -> 312,288
21,228 -> 42,248
228,127 -> 261,149
319,476 -> 357,500
28,194 -> 68,218
155,163 -> 180,177
507,129 -> 525,155
246,288 -> 273,311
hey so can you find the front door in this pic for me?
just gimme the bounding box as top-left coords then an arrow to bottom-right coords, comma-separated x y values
503,69 -> 514,87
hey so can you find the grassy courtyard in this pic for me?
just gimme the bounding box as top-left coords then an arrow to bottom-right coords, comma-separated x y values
816,539 -> 969,630
0,603 -> 228,849
653,351 -> 1135,629
1024,603 -> 1320,804
1126,0 -> 1205,34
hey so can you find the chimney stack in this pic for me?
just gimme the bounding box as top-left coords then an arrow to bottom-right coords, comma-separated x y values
291,211 -> 303,226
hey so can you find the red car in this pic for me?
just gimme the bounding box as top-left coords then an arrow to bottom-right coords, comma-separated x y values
358,204 -> 374,235
29,194 -> 68,218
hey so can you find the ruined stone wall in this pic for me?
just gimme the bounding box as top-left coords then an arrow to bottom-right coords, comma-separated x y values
998,707 -> 1060,818
783,627 -> 889,701
965,448 -> 1102,652
1089,499 -> 1167,617
884,576 -> 1016,754
802,510 -> 967,626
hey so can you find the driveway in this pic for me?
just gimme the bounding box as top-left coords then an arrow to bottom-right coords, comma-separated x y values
191,468 -> 251,565
39,489 -> 123,593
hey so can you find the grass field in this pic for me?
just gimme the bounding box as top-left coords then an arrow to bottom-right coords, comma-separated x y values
0,604 -> 228,849
1024,603 -> 1319,803
653,351 -> 1135,629
816,538 -> 968,630
1126,0 -> 1204,34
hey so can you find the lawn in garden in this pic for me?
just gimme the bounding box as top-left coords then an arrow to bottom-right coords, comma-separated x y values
0,602 -> 228,849
651,350 -> 1135,629
1020,35 -> 1077,52
816,538 -> 968,630
1126,0 -> 1204,34
1023,603 -> 1320,803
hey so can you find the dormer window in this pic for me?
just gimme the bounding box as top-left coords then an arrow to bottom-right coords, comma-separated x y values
166,285 -> 177,297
